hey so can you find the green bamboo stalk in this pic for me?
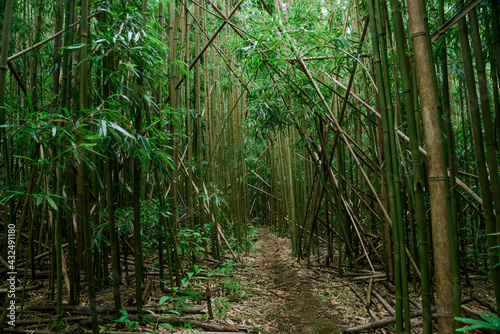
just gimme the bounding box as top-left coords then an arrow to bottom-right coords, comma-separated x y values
63,163 -> 76,305
373,0 -> 410,329
168,0 -> 184,283
458,10 -> 500,314
439,0 -> 461,324
366,0 -> 404,330
106,155 -> 122,317
468,8 -> 500,314
185,1 -> 194,233
491,0 -> 500,149
79,0 -> 98,330
55,163 -> 63,322
194,0 -> 203,236
0,5 -> 14,307
490,0 -> 500,88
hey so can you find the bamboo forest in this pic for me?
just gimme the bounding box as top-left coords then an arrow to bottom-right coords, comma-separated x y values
1,0 -> 500,332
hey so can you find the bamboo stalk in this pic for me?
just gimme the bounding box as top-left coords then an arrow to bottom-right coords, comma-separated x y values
407,0 -> 455,331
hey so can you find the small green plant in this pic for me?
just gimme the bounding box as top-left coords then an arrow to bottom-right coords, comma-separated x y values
140,265 -> 206,332
114,309 -> 139,331
156,323 -> 175,332
317,296 -> 332,300
213,297 -> 232,318
455,313 -> 500,332
219,276 -> 246,299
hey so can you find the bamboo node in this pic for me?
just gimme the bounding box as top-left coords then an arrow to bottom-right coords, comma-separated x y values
435,312 -> 455,318
411,31 -> 427,39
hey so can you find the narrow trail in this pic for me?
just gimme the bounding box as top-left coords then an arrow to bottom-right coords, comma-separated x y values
238,228 -> 342,333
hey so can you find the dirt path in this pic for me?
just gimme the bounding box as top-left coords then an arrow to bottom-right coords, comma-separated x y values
237,228 -> 342,333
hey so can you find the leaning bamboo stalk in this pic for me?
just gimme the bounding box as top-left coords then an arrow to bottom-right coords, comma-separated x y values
430,0 -> 482,43
7,11 -> 101,62
293,32 -> 428,282
165,0 -> 244,103
297,114 -> 423,277
342,298 -> 474,333
317,67 -> 483,205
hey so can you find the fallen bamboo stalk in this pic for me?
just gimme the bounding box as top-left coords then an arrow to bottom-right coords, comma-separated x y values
0,284 -> 39,294
127,314 -> 245,332
0,305 -> 206,315
342,308 -> 432,332
217,223 -> 239,261
371,287 -> 395,316
348,285 -> 375,320
471,293 -> 497,313
0,270 -> 50,278
351,273 -> 386,281
13,317 -> 86,326
86,332 -> 243,334
17,244 -> 68,268
342,297 -> 473,332
2,330 -> 61,334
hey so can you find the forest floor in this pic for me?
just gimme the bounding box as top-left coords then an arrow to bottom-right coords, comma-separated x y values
4,227 -> 497,334
213,227 -> 498,334
234,227 -> 344,333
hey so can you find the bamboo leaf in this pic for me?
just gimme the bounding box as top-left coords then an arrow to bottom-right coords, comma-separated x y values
66,43 -> 85,50
45,196 -> 58,211
102,120 -> 107,137
27,92 -> 35,113
13,155 -> 34,162
108,122 -> 134,138
159,296 -> 169,305
455,316 -> 499,329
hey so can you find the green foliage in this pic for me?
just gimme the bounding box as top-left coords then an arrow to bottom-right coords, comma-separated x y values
455,313 -> 500,332
154,265 -> 206,313
213,297 -> 232,318
114,309 -> 139,331
177,228 -> 210,258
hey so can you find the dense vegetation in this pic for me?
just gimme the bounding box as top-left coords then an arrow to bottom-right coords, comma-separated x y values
0,0 -> 499,333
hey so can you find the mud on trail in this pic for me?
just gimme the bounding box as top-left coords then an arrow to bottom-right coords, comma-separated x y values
236,228 -> 345,333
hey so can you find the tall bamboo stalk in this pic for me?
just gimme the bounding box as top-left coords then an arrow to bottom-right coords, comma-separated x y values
466,8 -> 500,314
194,0 -> 202,235
407,0 -> 454,331
0,0 -> 15,330
185,1 -> 194,233
79,0 -> 98,331
366,0 -> 404,330
169,0 -> 183,284
55,161 -> 63,322
388,0 -> 432,330
106,154 -> 122,316
439,0 -> 461,324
